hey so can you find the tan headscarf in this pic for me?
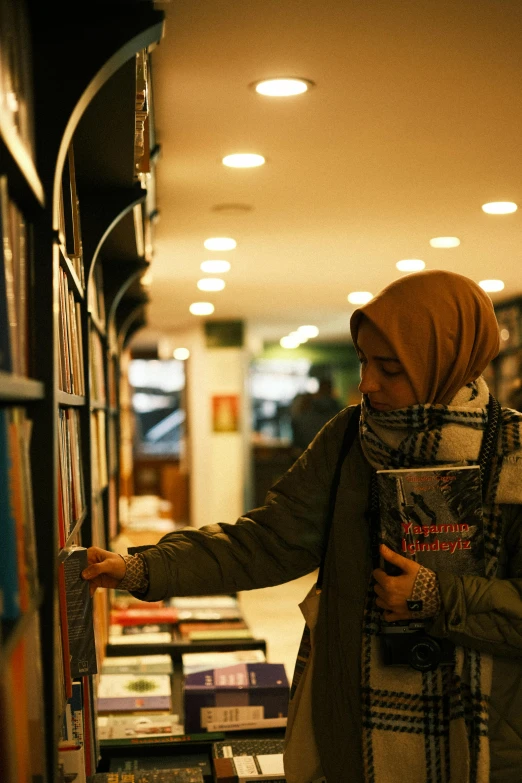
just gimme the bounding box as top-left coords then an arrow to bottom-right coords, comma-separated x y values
349,269 -> 500,405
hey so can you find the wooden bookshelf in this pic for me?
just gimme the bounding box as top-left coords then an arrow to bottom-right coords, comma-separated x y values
0,2 -> 165,780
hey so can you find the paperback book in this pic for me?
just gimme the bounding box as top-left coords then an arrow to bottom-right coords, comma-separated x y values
182,648 -> 266,676
101,654 -> 173,675
88,772 -> 204,783
109,752 -> 211,778
97,673 -> 172,713
97,713 -> 183,741
376,464 -> 485,576
63,546 -> 98,676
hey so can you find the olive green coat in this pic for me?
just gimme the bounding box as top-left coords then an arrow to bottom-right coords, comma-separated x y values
137,406 -> 522,782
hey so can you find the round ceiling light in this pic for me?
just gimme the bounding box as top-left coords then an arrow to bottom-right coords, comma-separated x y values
481,201 -> 518,215
396,259 -> 425,272
204,237 -> 236,251
189,302 -> 215,316
222,153 -> 265,168
347,291 -> 373,305
429,236 -> 461,248
253,78 -> 314,96
197,278 -> 225,292
200,260 -> 231,273
478,279 -> 505,293
173,348 -> 190,360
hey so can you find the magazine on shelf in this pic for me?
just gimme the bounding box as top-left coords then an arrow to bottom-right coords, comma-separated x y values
376,464 -> 485,576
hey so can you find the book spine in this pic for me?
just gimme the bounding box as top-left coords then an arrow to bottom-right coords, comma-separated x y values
0,408 -> 21,618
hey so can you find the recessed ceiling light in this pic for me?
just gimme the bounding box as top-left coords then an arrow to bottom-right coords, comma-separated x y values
204,237 -> 236,251
280,335 -> 300,349
396,259 -> 425,272
189,302 -> 215,315
429,237 -> 461,248
200,260 -> 231,273
197,278 -> 225,292
478,279 -> 505,292
252,78 -> 314,97
347,291 -> 373,305
222,153 -> 265,168
289,330 -> 307,343
173,348 -> 190,360
482,201 -> 518,215
297,325 -> 319,338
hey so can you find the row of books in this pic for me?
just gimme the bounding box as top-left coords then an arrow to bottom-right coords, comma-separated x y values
58,262 -> 85,395
89,325 -> 107,404
108,592 -> 254,646
0,174 -> 30,376
58,407 -> 86,546
0,406 -> 38,621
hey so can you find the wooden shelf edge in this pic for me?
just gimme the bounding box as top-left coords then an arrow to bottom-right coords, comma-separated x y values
56,390 -> 86,407
0,373 -> 45,400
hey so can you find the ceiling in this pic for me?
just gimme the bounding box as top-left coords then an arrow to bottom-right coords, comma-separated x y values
138,0 -> 522,351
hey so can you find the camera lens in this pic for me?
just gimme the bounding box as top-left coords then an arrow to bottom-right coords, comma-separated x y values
408,637 -> 441,672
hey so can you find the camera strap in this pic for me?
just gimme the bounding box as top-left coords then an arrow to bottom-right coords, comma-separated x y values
368,393 -> 502,568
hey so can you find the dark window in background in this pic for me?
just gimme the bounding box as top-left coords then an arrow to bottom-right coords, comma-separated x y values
129,359 -> 185,457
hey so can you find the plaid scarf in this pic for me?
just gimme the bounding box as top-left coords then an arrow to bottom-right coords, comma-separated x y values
358,376 -> 522,783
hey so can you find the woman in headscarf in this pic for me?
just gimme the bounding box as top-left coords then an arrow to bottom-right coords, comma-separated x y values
82,270 -> 522,783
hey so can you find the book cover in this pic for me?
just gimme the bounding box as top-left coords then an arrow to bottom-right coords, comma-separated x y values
58,742 -> 87,783
97,673 -> 172,712
182,648 -> 266,676
183,663 -> 289,733
97,713 -> 183,741
187,628 -> 253,642
63,546 -> 98,677
101,654 -> 173,675
88,771 -> 204,783
110,606 -> 179,626
213,738 -> 286,783
109,752 -> 210,777
376,465 -> 485,576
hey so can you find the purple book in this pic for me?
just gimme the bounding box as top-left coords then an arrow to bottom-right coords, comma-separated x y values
183,662 -> 289,733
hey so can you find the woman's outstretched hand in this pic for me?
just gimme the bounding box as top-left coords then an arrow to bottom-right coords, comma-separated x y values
81,546 -> 126,596
372,544 -> 421,622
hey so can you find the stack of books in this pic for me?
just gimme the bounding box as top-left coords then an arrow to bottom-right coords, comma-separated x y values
96,653 -> 183,744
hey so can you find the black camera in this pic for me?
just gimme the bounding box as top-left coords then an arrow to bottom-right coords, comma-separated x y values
379,620 -> 455,672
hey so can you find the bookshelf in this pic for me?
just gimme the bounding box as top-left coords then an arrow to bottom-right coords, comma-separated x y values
0,2 -> 165,781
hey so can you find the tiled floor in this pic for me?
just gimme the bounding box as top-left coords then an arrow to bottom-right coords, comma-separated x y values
238,570 -> 318,681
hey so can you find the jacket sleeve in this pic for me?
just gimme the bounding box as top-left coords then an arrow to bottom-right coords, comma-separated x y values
429,504 -> 522,658
136,407 -> 354,602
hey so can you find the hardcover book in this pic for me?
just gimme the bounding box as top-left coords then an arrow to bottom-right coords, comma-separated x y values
183,663 -> 289,733
376,464 -> 485,576
108,624 -> 174,645
97,673 -> 172,713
